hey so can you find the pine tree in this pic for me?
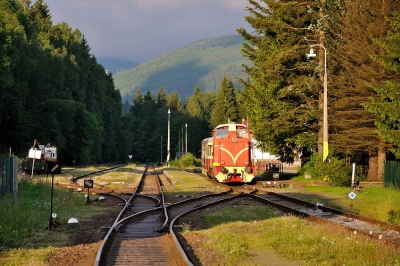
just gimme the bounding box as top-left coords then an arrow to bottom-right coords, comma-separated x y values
157,86 -> 166,106
186,86 -> 203,118
210,76 -> 239,128
237,0 -> 319,162
166,89 -> 183,113
130,89 -> 143,116
331,0 -> 400,179
365,14 -> 400,158
122,100 -> 131,115
29,0 -> 52,35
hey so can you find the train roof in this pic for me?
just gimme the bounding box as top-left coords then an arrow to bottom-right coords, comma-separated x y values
213,122 -> 248,131
202,137 -> 213,143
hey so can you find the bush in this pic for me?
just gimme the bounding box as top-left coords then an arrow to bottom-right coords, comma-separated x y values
302,153 -> 365,186
170,153 -> 201,168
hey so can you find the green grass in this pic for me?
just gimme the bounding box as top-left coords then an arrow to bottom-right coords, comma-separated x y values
54,164 -> 142,189
0,180 -> 112,249
2,168 -> 400,265
162,170 -> 227,196
286,178 -> 400,224
202,205 -> 278,227
0,164 -> 144,265
186,207 -> 400,266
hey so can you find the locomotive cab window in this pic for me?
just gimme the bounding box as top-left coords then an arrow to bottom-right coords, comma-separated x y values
215,127 -> 228,138
236,127 -> 248,138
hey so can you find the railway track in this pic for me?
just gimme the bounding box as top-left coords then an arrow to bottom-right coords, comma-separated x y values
253,190 -> 400,246
95,165 -> 188,265
198,171 -> 400,247
62,165 -> 400,263
94,165 -> 263,265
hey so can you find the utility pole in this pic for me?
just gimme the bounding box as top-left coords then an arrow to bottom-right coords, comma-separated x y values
167,109 -> 170,167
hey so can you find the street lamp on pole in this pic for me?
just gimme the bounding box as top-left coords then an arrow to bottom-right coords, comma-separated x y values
185,123 -> 187,154
308,44 -> 328,162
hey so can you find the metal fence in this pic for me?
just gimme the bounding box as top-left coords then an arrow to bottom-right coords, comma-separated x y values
0,156 -> 18,199
384,161 -> 400,189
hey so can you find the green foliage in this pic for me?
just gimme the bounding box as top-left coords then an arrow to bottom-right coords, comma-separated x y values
365,14 -> 400,158
210,76 -> 240,127
113,35 -> 249,102
237,0 -> 319,163
329,0 -> 391,158
0,3 -> 124,165
302,153 -> 366,186
170,153 -> 201,168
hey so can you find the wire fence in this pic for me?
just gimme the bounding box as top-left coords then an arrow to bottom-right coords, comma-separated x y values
384,161 -> 400,189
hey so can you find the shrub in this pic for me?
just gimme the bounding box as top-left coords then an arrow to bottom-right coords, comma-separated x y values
170,153 -> 201,168
302,153 -> 365,186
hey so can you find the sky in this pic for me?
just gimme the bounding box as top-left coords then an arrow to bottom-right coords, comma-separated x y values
45,0 -> 250,63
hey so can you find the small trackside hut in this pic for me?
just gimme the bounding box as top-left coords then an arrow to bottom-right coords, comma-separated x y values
201,122 -> 255,183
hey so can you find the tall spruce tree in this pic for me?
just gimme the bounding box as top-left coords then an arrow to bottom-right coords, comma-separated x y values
167,89 -> 184,113
186,86 -> 203,118
210,76 -> 239,128
156,86 -> 167,107
237,0 -> 319,162
365,14 -> 400,159
331,0 -> 400,179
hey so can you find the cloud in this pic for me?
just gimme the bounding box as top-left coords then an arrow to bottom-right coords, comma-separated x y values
45,0 -> 249,62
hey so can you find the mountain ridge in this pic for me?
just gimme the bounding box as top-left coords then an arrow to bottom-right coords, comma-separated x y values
112,35 -> 248,103
97,57 -> 138,75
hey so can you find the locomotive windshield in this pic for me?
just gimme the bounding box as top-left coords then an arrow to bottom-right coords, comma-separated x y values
215,127 -> 228,138
236,127 -> 248,138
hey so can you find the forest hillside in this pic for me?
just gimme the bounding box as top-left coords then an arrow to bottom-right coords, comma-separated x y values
114,35 -> 249,103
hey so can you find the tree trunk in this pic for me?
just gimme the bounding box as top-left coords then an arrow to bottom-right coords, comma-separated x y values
377,145 -> 386,181
366,149 -> 378,181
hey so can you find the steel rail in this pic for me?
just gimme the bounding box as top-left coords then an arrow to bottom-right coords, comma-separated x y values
95,166 -> 148,266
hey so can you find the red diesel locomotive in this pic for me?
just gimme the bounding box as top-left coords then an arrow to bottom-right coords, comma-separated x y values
201,122 -> 255,183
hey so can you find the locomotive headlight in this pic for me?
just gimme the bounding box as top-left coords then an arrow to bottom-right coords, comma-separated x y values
245,161 -> 249,165
245,166 -> 252,174
221,161 -> 225,165
220,167 -> 229,174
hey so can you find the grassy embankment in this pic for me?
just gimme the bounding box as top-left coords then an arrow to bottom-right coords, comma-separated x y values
0,164 -> 142,265
171,170 -> 400,265
1,167 -> 400,265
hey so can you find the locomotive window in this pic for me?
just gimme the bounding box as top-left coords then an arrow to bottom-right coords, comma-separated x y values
237,128 -> 248,138
215,127 -> 228,138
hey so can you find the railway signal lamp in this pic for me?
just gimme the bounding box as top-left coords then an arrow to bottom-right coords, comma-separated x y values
84,179 -> 94,204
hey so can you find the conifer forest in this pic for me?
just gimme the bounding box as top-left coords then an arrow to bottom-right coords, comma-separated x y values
1,0 -> 400,180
